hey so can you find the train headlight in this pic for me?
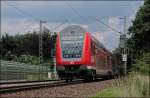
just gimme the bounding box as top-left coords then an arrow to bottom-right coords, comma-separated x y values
70,61 -> 75,64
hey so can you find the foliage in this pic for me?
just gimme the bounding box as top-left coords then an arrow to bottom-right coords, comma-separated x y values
96,2 -> 150,96
113,0 -> 150,73
14,54 -> 40,65
114,73 -> 149,97
94,87 -> 117,97
27,74 -> 49,81
1,31 -> 57,66
127,0 -> 150,59
112,47 -> 123,66
94,73 -> 150,97
131,52 -> 150,75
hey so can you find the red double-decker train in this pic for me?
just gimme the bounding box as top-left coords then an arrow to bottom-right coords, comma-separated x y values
55,25 -> 119,82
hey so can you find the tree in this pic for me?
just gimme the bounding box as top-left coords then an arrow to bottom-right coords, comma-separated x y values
128,0 -> 150,59
126,0 -> 150,73
1,31 -> 57,66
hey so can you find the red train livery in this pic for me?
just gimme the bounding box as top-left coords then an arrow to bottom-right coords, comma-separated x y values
55,25 -> 119,82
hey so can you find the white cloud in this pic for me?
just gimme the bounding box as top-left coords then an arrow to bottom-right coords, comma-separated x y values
128,14 -> 135,21
1,18 -> 88,35
91,17 -> 123,52
91,32 -> 105,43
1,18 -> 39,35
91,30 -> 119,52
1,17 -> 122,52
108,17 -> 120,26
108,17 -> 123,32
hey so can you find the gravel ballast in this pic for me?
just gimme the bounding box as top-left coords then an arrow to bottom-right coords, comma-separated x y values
1,79 -> 114,97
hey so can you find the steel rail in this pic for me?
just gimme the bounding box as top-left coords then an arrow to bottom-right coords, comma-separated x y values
0,79 -> 59,85
0,79 -> 85,93
0,80 -> 63,93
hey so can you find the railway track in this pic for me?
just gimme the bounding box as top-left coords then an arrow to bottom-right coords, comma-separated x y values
0,79 -> 59,84
1,79 -> 114,97
0,80 -> 62,93
0,79 -> 84,93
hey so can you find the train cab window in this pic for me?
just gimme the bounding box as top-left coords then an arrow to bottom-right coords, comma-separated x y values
61,40 -> 83,58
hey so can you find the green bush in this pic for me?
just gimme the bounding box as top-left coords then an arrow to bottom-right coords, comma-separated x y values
27,74 -> 49,81
132,52 -> 150,75
11,54 -> 52,67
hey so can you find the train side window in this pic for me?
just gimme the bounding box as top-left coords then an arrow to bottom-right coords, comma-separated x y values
91,42 -> 93,52
93,44 -> 95,55
91,42 -> 95,55
95,48 -> 98,54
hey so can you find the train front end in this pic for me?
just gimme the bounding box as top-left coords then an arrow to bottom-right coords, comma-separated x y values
56,25 -> 93,81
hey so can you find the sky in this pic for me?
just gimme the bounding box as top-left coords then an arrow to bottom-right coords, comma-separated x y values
1,1 -> 144,52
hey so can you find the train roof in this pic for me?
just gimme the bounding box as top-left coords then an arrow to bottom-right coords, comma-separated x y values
60,25 -> 87,36
90,33 -> 112,55
90,34 -> 105,49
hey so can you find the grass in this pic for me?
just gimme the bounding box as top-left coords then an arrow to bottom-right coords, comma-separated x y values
93,72 -> 150,97
26,74 -> 49,81
94,87 -> 117,97
26,72 -> 58,81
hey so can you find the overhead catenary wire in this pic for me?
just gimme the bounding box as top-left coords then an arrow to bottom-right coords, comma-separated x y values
4,1 -> 68,32
96,18 -> 122,34
64,1 -> 122,35
4,1 -> 122,34
64,0 -> 87,23
49,20 -> 68,32
4,1 -> 40,22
